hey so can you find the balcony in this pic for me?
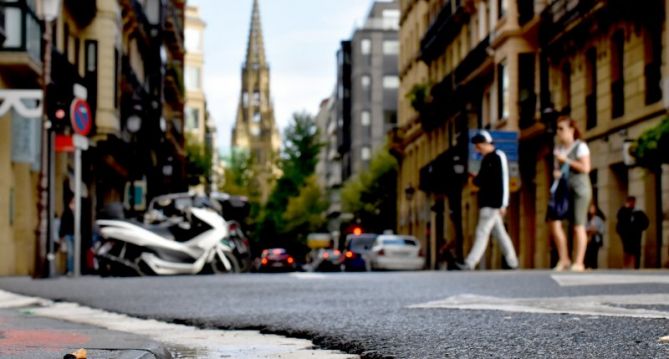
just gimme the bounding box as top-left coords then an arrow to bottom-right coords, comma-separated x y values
420,0 -> 469,63
0,1 -> 42,80
164,2 -> 185,59
454,36 -> 491,84
164,61 -> 184,106
541,0 -> 662,47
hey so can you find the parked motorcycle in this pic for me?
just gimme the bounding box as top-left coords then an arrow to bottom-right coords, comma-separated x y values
95,207 -> 238,276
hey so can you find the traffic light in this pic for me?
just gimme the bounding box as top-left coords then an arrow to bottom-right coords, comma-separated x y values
46,83 -> 71,134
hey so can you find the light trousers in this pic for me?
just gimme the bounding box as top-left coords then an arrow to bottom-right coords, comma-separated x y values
465,207 -> 518,269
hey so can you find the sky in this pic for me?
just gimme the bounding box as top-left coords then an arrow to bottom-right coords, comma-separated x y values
189,0 -> 383,156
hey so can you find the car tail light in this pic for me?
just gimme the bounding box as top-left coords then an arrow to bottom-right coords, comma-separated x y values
345,251 -> 354,259
378,249 -> 385,256
287,257 -> 295,264
334,250 -> 341,256
261,258 -> 268,265
323,252 -> 330,259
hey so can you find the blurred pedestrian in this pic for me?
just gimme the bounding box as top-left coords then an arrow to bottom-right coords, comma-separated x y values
59,197 -> 75,275
457,130 -> 518,270
616,196 -> 649,269
548,116 -> 592,272
585,203 -> 605,269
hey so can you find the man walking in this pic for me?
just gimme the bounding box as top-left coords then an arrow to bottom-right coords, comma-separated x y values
616,196 -> 649,269
458,130 -> 518,270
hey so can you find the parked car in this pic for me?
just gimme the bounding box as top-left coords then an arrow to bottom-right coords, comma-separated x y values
366,235 -> 424,271
311,249 -> 344,272
342,233 -> 377,271
257,248 -> 296,272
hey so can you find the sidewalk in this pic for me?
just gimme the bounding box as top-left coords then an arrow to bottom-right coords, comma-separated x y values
0,292 -> 171,359
0,287 -> 357,359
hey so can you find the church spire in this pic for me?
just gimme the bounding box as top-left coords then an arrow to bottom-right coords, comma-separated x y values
245,0 -> 267,67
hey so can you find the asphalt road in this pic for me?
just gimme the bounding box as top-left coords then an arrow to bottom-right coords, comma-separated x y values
1,271 -> 668,358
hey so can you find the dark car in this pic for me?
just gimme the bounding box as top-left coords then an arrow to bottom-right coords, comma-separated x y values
342,234 -> 377,271
312,249 -> 344,272
257,248 -> 296,272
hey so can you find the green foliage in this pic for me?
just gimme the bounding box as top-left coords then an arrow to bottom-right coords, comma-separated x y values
220,150 -> 259,199
185,134 -> 213,186
406,83 -> 432,112
633,117 -> 669,167
341,144 -> 398,233
283,176 -> 329,241
256,112 -> 324,255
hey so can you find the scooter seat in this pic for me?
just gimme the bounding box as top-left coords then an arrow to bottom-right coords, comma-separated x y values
138,223 -> 175,241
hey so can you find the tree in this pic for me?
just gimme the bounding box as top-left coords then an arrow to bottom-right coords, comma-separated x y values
633,117 -> 669,167
283,176 -> 329,245
256,112 -> 323,253
220,150 -> 260,199
185,134 -> 213,187
341,143 -> 398,233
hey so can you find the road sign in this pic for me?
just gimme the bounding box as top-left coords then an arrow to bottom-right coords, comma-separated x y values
70,98 -> 92,136
468,130 -> 522,192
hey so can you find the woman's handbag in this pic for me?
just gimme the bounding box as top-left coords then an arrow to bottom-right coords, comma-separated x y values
547,175 -> 570,220
546,141 -> 581,221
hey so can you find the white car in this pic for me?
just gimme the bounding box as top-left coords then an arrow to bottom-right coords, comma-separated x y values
367,235 -> 425,271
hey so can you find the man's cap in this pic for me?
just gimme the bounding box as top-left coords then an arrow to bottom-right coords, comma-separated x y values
471,130 -> 493,144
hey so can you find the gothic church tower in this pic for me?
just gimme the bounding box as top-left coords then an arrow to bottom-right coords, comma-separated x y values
231,0 -> 280,200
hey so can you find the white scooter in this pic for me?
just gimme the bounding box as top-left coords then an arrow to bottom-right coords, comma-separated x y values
95,207 -> 238,276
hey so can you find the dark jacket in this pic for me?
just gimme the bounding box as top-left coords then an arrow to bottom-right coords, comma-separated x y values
473,149 -> 509,209
616,207 -> 649,240
59,207 -> 74,237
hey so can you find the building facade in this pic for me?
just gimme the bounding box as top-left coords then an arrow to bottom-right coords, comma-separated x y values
339,0 -> 400,181
184,5 -> 206,144
231,0 -> 280,201
397,0 -> 669,269
0,0 -> 186,276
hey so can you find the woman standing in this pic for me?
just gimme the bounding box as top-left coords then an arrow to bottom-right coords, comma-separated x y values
585,203 -> 605,269
548,116 -> 592,272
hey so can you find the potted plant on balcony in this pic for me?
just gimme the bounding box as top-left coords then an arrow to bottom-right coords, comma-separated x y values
407,83 -> 440,131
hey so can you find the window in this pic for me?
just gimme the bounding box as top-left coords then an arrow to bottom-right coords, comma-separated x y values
73,37 -> 80,75
644,28 -> 662,105
253,91 -> 261,106
185,66 -> 201,90
382,9 -> 400,29
361,146 -> 371,161
242,93 -> 248,107
383,76 -> 399,89
611,30 -> 625,119
384,110 -> 397,125
361,111 -> 370,126
586,47 -> 597,129
361,39 -> 371,55
250,125 -> 260,137
185,28 -> 202,53
85,40 -> 97,73
498,60 -> 509,120
498,0 -> 507,19
253,111 -> 261,123
114,48 -> 119,109
361,75 -> 371,88
185,107 -> 200,130
561,62 -> 571,112
383,40 -> 399,55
